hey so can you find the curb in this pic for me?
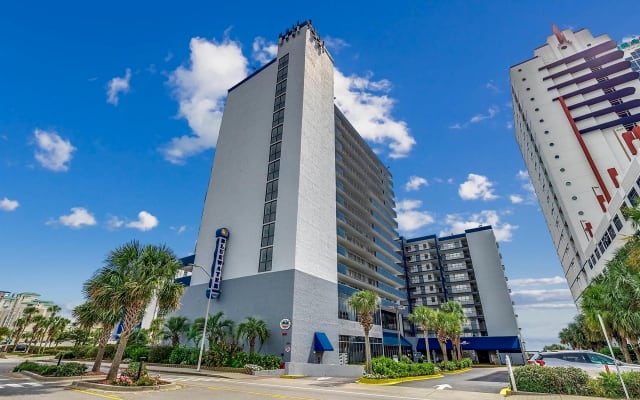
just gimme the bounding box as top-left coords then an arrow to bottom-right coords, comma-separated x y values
20,371 -> 107,383
280,375 -> 305,379
70,380 -> 180,392
358,374 -> 444,385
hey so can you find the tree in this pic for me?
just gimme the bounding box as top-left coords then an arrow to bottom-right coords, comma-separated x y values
73,301 -> 122,372
11,306 -> 38,350
28,315 -> 47,352
432,310 -> 457,363
440,301 -> 467,361
84,241 -> 185,380
162,316 -> 190,347
237,316 -> 270,355
348,290 -> 379,374
148,318 -> 164,346
45,317 -> 69,349
0,326 -> 11,352
408,305 -> 437,363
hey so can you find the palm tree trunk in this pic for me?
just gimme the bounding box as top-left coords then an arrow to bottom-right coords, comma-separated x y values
92,324 -> 113,373
107,306 -> 141,380
616,335 -> 632,363
423,330 -> 431,363
363,332 -> 372,374
629,338 -> 640,362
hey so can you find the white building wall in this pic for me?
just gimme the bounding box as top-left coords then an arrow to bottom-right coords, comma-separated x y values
191,61 -> 277,285
465,229 -> 519,336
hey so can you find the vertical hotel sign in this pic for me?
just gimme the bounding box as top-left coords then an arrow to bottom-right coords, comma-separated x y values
206,227 -> 230,299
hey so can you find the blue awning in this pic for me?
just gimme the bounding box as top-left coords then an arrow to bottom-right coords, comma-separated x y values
313,332 -> 334,352
382,332 -> 412,347
417,336 -> 521,352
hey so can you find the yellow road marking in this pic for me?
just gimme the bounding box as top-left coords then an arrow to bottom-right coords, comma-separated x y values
67,388 -> 122,399
207,385 -> 317,400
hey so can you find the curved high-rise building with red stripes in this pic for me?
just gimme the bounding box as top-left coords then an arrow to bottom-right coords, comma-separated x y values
510,26 -> 640,302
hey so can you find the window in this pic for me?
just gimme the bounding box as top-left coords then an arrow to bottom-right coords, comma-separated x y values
271,125 -> 283,143
278,53 -> 289,68
628,188 -> 639,205
258,247 -> 273,272
263,201 -> 277,223
613,215 -> 623,231
265,180 -> 278,201
276,68 -> 288,82
267,160 -> 280,181
273,94 -> 286,111
261,223 -> 276,247
275,80 -> 287,96
272,109 -> 285,126
607,225 -> 616,240
269,142 -> 282,162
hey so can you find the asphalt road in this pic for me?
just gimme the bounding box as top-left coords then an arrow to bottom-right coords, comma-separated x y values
0,357 -> 510,400
396,367 -> 510,393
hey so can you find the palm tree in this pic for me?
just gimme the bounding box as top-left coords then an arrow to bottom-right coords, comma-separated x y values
237,316 -> 270,355
0,326 -> 11,352
45,317 -> 69,349
11,306 -> 38,351
432,310 -> 457,363
440,301 -> 467,361
47,305 -> 61,318
348,290 -> 379,374
162,316 -> 190,347
408,305 -> 437,363
73,301 -> 122,372
148,318 -> 164,346
84,241 -> 185,380
28,315 -> 47,352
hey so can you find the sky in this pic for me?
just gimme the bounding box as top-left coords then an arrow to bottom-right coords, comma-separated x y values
2,0 -> 639,351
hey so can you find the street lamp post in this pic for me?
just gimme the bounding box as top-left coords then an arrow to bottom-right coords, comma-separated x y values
395,305 -> 406,359
189,264 -> 213,372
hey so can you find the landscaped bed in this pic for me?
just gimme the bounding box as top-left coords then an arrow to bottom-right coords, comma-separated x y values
357,356 -> 472,384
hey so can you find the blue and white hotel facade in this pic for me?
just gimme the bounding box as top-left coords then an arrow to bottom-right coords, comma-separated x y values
175,21 -> 406,375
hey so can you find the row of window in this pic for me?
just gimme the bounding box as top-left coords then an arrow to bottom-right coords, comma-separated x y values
258,53 -> 289,273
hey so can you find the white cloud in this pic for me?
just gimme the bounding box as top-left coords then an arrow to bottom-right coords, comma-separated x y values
508,276 -> 566,287
510,194 -> 523,204
334,68 -> 415,159
450,105 -> 500,129
515,170 -> 538,204
458,173 -> 498,200
442,210 -> 517,242
395,199 -> 435,233
516,170 -> 529,180
125,211 -> 159,231
54,207 -> 97,228
164,52 -> 174,62
252,37 -> 277,65
107,216 -> 124,230
162,36 -> 249,164
33,129 -> 76,172
506,121 -> 513,129
405,176 -> 428,191
511,288 -> 573,304
0,197 -> 19,211
621,35 -> 639,43
323,36 -> 350,53
486,81 -> 501,93
470,106 -> 499,123
106,68 -> 131,105
171,225 -> 187,234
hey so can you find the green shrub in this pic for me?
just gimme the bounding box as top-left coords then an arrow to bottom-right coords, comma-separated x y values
592,371 -> 640,398
85,346 -> 99,359
168,347 -> 198,365
371,356 -> 436,378
135,374 -> 160,386
54,362 -> 87,377
13,361 -> 41,372
55,350 -> 75,360
437,361 -> 457,371
103,344 -> 116,360
39,365 -> 59,376
73,345 -> 94,359
400,355 -> 412,364
120,362 -> 148,379
513,365 -> 590,395
456,358 -> 473,368
258,354 -> 282,370
125,346 -> 149,362
148,346 -> 173,363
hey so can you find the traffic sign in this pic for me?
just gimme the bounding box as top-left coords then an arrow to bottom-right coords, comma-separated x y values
279,318 -> 291,330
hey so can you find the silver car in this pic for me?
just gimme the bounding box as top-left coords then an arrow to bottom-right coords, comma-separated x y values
528,350 -> 640,377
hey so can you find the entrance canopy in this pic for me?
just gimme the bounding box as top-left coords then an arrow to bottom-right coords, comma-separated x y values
417,336 -> 521,352
382,332 -> 412,347
313,332 -> 334,352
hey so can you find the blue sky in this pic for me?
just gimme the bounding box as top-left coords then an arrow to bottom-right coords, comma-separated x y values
2,1 -> 638,350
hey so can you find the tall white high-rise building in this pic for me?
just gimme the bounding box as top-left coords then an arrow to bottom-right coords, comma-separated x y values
176,21 -> 404,375
510,26 -> 640,301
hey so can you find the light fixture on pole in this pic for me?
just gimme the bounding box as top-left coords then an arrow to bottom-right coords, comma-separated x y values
395,305 -> 406,359
188,264 -> 213,372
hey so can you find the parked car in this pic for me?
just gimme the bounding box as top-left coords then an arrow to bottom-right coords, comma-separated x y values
528,350 -> 640,377
13,343 -> 27,352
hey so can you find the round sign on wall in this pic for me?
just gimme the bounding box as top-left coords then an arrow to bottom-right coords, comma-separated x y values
284,345 -> 291,353
279,318 -> 291,330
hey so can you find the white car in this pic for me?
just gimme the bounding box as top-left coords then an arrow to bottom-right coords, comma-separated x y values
528,350 -> 640,377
